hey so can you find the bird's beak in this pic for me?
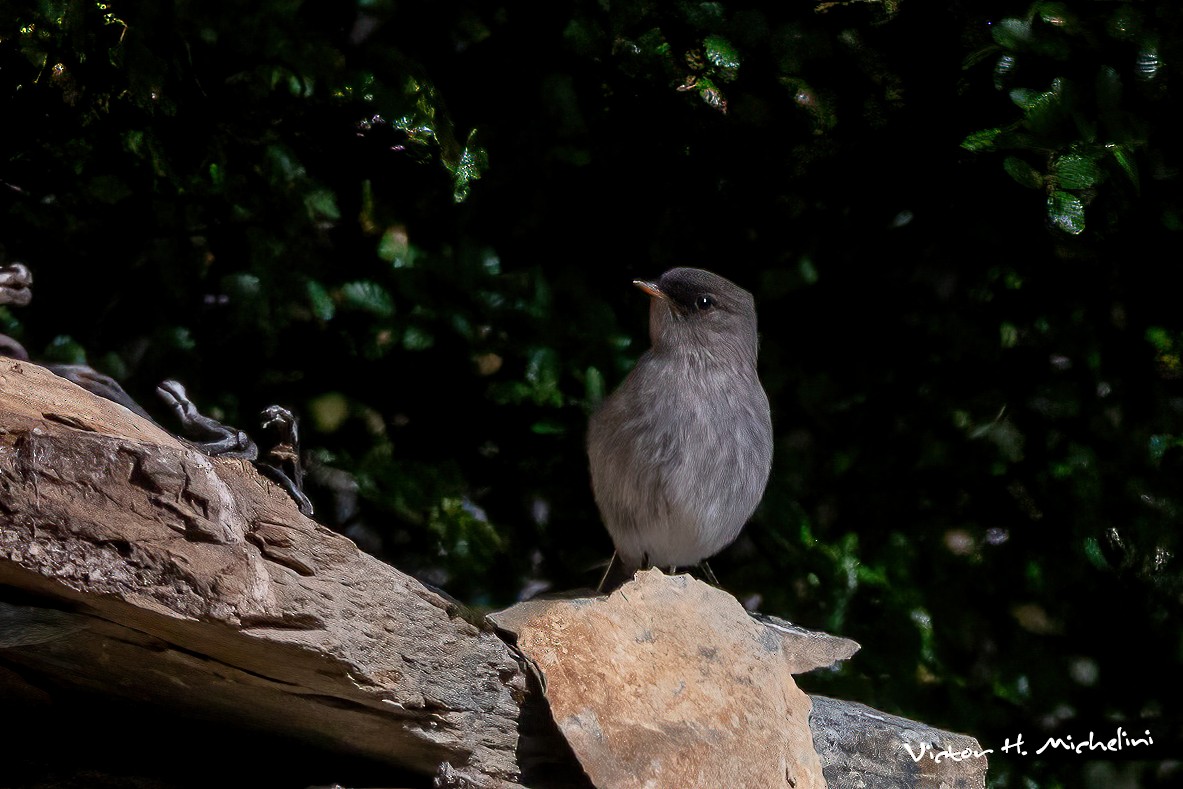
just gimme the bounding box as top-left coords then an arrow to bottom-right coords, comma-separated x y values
633,280 -> 665,299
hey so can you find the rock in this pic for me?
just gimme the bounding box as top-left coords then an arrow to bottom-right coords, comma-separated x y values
810,695 -> 989,789
489,569 -> 828,789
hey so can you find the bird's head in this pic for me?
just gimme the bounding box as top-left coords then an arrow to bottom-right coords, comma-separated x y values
634,267 -> 759,362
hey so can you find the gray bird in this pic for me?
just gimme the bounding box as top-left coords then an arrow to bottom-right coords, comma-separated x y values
587,267 -> 773,579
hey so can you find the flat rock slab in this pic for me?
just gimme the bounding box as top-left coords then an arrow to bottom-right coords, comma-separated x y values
490,569 -> 828,789
810,695 -> 989,789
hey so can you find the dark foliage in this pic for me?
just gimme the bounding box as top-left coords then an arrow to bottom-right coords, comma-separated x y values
2,1 -> 1181,785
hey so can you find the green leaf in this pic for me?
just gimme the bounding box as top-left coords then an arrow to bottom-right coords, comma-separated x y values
1034,2 -> 1076,30
992,18 -> 1031,50
1134,41 -> 1160,83
1003,156 -> 1043,189
994,14 -> 1070,58
304,188 -> 340,223
1083,537 -> 1108,570
341,280 -> 395,317
1096,65 -> 1122,113
265,143 -> 305,182
1047,191 -> 1086,234
309,392 -> 350,433
163,326 -> 197,351
704,34 -> 740,80
993,53 -> 1016,91
683,2 -> 725,28
1000,322 -> 1019,349
799,256 -> 819,285
224,273 -> 261,297
1106,5 -> 1142,42
428,497 -> 503,563
1009,87 -> 1039,109
1110,145 -> 1140,193
1053,153 -> 1103,190
694,75 -> 727,113
43,334 -> 87,365
378,226 -> 415,269
402,325 -> 434,350
961,128 -> 1002,152
449,129 -> 488,203
530,419 -> 566,435
306,279 -> 335,321
525,346 -> 562,406
585,365 -> 605,407
1010,80 -> 1064,135
1149,434 -> 1183,463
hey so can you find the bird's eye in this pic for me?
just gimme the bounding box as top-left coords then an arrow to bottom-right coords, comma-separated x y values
695,295 -> 715,311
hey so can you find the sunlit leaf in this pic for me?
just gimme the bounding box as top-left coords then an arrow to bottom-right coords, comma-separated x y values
1134,41 -> 1160,83
992,18 -> 1032,51
1047,190 -> 1086,234
1034,2 -> 1076,30
341,280 -> 395,317
1053,153 -> 1103,190
450,129 -> 488,203
704,34 -> 740,81
695,75 -> 727,112
961,127 -> 1002,152
993,53 -> 1016,91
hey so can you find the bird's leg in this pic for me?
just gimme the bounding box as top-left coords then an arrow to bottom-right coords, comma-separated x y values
699,561 -> 720,586
596,552 -> 619,593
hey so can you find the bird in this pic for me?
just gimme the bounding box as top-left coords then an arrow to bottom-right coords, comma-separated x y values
587,267 -> 773,584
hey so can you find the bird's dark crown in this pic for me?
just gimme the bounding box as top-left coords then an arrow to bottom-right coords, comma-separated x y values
654,267 -> 754,318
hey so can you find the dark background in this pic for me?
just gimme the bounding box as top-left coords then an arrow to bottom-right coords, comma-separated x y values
2,1 -> 1181,786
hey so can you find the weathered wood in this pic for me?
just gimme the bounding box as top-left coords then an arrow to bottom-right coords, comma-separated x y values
0,360 -> 535,787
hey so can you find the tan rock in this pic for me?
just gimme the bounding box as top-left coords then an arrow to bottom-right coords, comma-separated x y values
490,569 -> 828,789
